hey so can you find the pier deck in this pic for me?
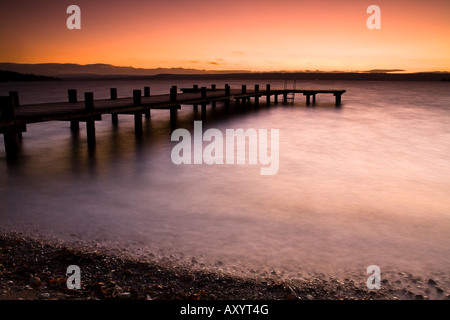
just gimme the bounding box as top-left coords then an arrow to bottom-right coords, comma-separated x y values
0,84 -> 346,161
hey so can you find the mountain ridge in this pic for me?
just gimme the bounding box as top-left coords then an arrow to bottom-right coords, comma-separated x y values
1,63 -> 449,81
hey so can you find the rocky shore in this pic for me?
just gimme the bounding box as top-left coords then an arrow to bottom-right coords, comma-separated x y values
1,231 -> 449,301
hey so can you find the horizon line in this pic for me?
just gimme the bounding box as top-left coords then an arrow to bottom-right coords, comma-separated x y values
1,62 -> 450,74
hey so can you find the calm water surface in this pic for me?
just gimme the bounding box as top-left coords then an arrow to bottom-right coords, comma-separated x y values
1,80 -> 449,279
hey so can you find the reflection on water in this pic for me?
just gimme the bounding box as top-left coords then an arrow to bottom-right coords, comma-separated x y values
1,80 -> 450,280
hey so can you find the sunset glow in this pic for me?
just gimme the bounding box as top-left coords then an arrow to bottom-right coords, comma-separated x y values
1,0 -> 449,72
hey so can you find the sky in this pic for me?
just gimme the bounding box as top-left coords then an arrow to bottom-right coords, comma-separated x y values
0,0 -> 449,72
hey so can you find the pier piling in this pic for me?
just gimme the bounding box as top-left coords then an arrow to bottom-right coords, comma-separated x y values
0,96 -> 20,161
68,89 -> 79,132
144,87 -> 150,97
170,86 -> 177,102
84,92 -> 96,150
110,88 -> 119,125
9,92 -> 22,141
334,93 -> 342,106
225,84 -> 230,96
266,84 -> 271,105
170,106 -> 177,128
133,90 -> 143,136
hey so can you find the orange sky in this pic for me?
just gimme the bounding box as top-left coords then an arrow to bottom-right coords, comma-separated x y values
0,0 -> 449,72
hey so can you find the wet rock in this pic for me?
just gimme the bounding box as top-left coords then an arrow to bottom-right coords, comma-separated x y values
38,293 -> 50,300
436,287 -> 444,294
30,277 -> 42,288
415,294 -> 424,300
118,292 -> 132,300
428,279 -> 437,286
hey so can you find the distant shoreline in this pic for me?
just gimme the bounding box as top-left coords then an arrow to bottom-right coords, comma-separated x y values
0,70 -> 59,82
57,73 -> 450,82
1,70 -> 450,82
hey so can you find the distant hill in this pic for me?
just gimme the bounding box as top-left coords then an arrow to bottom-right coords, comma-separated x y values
0,63 -> 249,79
0,63 -> 449,81
0,70 -> 59,82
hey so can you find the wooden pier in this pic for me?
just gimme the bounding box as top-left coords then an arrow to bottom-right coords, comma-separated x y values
0,84 -> 345,161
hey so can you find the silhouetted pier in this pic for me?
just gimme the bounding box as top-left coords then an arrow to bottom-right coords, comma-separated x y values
0,84 -> 345,161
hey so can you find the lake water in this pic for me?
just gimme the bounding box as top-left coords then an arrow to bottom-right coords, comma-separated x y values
1,79 -> 450,282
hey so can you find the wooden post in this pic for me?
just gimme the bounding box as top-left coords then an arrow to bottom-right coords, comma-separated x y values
201,86 -> 207,99
68,89 -> 79,132
201,87 -> 207,120
110,88 -> 118,125
170,86 -> 177,102
133,90 -> 142,105
133,90 -> 142,136
312,94 -> 316,105
85,92 -> 94,110
211,84 -> 216,92
9,91 -> 19,108
283,93 -> 287,103
305,94 -> 311,106
201,103 -> 206,120
241,85 -> 247,107
170,106 -> 177,128
255,84 -> 259,93
274,94 -> 278,104
70,121 -> 79,132
9,92 -> 22,141
193,85 -> 198,92
266,84 -> 271,105
334,93 -> 342,106
224,99 -> 230,112
68,89 -> 77,103
0,96 -> 20,161
225,84 -> 230,96
193,104 -> 198,111
143,87 -> 151,119
110,88 -> 117,100
84,92 -> 96,150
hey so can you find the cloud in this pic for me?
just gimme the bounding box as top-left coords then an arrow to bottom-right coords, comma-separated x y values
208,61 -> 220,65
365,69 -> 405,73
